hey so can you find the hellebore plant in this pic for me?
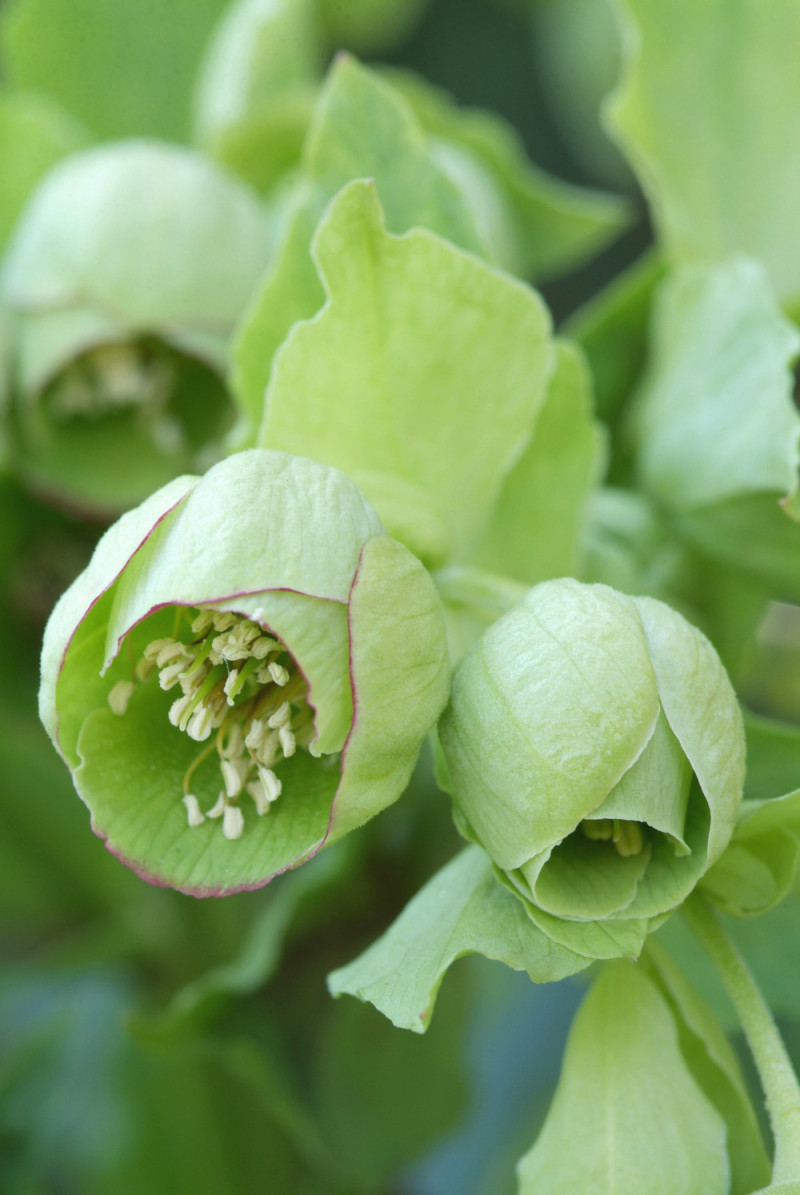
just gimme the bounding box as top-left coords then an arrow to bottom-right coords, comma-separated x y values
1,140 -> 273,515
39,449 -> 450,894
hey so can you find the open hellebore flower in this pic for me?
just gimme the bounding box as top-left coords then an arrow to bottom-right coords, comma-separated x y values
1,140 -> 273,515
438,579 -> 745,960
39,450 -> 449,895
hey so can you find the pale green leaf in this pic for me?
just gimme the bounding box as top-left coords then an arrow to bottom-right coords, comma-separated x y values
0,90 -> 89,255
469,338 -> 604,585
259,179 -> 553,565
327,846 -> 588,1033
439,581 -> 660,870
635,259 -> 800,513
517,961 -> 729,1195
0,0 -> 230,143
607,0 -> 800,308
645,939 -> 771,1195
231,55 -> 484,434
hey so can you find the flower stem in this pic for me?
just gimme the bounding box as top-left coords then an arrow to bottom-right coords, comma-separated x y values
683,891 -> 800,1182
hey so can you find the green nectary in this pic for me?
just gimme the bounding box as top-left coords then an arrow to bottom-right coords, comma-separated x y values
437,578 -> 745,961
1,140 -> 274,515
39,449 -> 450,896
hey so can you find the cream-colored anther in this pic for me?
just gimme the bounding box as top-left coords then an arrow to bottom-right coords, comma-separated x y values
143,637 -> 177,661
191,611 -> 215,635
223,804 -> 244,840
268,662 -> 290,686
182,794 -> 205,828
206,793 -> 226,819
246,780 -> 270,815
169,693 -> 193,728
268,702 -> 290,730
186,705 -> 215,742
158,661 -> 187,690
224,722 -> 245,759
257,767 -> 282,803
108,680 -> 135,715
221,757 -> 249,799
251,636 -> 280,660
279,725 -> 296,758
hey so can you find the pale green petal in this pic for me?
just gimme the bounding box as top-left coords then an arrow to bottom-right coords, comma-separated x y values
0,91 -> 88,255
592,710 -> 692,851
525,833 -> 651,920
316,0 -> 430,53
231,55 -> 483,433
522,899 -> 650,961
329,534 -> 450,842
439,580 -> 660,870
74,690 -> 337,896
2,141 -> 273,332
607,0 -> 800,307
327,846 -> 588,1033
635,259 -> 800,512
518,962 -> 729,1194
39,475 -> 194,761
103,450 -> 383,666
259,179 -> 552,565
634,595 -> 745,863
469,338 -> 604,585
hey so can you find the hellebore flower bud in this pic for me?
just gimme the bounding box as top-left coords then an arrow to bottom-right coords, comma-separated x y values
39,450 -> 450,895
1,140 -> 273,515
438,579 -> 745,960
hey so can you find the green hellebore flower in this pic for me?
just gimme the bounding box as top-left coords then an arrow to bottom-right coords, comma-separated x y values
1,140 -> 273,515
438,579 -> 745,960
39,449 -> 450,895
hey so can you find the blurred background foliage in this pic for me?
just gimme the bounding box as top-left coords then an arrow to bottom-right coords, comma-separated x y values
1,0 -> 799,1192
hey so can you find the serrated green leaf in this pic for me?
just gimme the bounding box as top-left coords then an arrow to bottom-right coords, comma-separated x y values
232,55 -> 485,435
327,847 -> 588,1033
384,66 -> 629,280
468,338 -> 604,586
259,179 -> 552,565
517,961 -> 729,1195
607,0 -> 800,308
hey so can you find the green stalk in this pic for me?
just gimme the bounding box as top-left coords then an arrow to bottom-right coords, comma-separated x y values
684,892 -> 800,1182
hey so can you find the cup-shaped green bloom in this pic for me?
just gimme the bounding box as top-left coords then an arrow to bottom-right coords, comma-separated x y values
1,140 -> 273,515
39,450 -> 450,895
438,579 -> 744,959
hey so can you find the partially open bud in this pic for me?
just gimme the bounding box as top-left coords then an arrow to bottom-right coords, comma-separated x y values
1,140 -> 273,515
39,450 -> 449,895
438,579 -> 745,960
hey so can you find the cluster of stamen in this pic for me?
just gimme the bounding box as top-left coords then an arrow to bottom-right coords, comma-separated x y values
581,818 -> 644,858
108,608 -> 313,840
46,342 -> 186,456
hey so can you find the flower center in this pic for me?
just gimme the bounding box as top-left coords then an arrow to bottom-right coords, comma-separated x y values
107,607 -> 313,840
580,818 -> 645,858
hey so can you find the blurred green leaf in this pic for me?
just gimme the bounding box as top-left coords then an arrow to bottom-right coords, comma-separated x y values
328,846 -> 588,1033
517,961 -> 729,1194
608,0 -> 800,309
0,0 -> 230,143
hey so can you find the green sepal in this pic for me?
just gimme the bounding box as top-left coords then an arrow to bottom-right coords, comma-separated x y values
517,961 -> 729,1194
259,179 -> 553,566
327,846 -> 589,1034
